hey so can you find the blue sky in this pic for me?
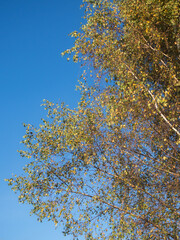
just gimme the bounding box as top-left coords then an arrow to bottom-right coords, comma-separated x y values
0,1 -> 84,239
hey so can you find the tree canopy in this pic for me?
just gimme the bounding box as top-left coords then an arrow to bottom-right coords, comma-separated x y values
7,0 -> 179,239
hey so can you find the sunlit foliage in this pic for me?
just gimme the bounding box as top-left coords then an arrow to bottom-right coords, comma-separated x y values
7,0 -> 179,239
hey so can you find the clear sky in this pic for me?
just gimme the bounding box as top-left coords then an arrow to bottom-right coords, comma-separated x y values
0,1 -> 84,239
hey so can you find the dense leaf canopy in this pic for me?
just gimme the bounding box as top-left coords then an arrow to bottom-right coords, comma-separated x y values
7,0 -> 179,239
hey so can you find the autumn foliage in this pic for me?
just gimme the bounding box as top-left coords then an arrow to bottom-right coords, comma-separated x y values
7,0 -> 179,239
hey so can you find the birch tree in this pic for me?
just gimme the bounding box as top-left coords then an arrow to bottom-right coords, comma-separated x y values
7,0 -> 179,239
